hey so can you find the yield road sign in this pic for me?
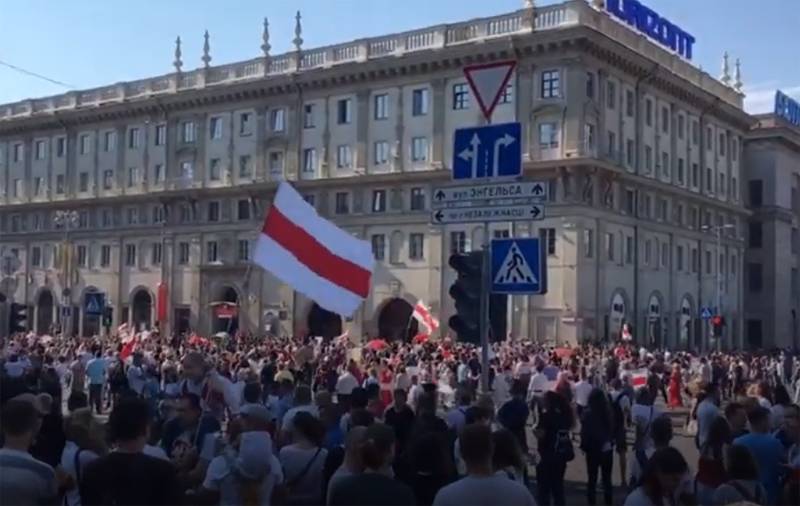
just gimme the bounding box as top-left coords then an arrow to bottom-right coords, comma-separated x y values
453,122 -> 521,180
84,292 -> 105,316
431,203 -> 544,225
432,181 -> 548,208
463,60 -> 516,121
491,238 -> 546,294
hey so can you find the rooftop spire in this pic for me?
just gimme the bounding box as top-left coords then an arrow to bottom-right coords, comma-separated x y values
720,51 -> 731,85
734,58 -> 743,92
293,11 -> 303,52
202,30 -> 212,68
173,36 -> 183,73
261,17 -> 271,57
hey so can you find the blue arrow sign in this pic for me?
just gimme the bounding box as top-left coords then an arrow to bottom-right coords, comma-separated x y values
490,238 -> 547,295
85,292 -> 105,316
453,122 -> 521,180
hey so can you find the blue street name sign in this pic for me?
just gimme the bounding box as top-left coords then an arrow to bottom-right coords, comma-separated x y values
452,122 -> 521,180
490,238 -> 547,295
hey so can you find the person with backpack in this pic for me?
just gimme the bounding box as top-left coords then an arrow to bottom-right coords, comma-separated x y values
712,444 -> 767,505
609,379 -> 631,487
534,391 -> 575,506
580,388 -> 615,506
627,416 -> 673,489
60,408 -> 107,506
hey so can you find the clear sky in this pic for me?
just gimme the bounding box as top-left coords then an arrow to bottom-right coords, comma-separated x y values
1,0 -> 797,113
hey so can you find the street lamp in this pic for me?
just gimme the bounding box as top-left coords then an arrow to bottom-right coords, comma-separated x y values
701,223 -> 735,350
53,210 -> 79,336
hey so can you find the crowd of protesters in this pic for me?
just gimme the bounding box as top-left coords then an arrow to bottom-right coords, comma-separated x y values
2,326 -> 800,506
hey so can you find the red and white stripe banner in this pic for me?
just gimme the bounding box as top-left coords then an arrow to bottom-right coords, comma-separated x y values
254,182 -> 374,317
412,299 -> 439,335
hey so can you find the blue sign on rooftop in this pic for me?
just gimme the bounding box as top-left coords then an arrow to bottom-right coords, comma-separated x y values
775,91 -> 800,128
606,0 -> 696,60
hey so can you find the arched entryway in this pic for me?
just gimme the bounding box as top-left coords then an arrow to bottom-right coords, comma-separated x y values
607,290 -> 628,341
131,289 -> 153,331
377,298 -> 418,342
212,286 -> 239,334
36,289 -> 55,334
307,303 -> 342,340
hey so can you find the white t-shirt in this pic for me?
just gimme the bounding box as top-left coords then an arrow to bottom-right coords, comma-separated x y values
527,373 -> 548,398
336,372 -> 359,396
574,380 -> 593,407
204,453 -> 283,506
433,474 -> 536,506
60,441 -> 100,506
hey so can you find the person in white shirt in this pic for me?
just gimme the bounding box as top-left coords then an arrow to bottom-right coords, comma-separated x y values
445,389 -> 472,432
434,424 -> 536,506
631,388 -> 663,450
335,370 -> 359,399
527,364 -> 548,422
573,369 -> 593,418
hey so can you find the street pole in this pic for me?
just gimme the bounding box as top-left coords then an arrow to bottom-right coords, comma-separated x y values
715,226 -> 722,352
480,221 -> 490,393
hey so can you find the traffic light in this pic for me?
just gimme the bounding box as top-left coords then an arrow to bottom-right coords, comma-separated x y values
448,252 -> 483,344
710,315 -> 725,338
9,303 -> 28,333
103,306 -> 113,328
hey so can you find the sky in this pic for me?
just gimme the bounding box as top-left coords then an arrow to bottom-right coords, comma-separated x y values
0,0 -> 798,113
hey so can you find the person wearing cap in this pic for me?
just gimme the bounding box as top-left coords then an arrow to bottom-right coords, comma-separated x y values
0,397 -> 59,505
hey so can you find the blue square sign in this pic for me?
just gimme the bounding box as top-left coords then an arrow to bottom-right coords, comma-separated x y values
491,238 -> 547,294
85,292 -> 105,316
453,122 -> 521,180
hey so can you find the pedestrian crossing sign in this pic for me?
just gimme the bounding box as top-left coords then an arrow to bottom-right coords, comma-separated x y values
490,238 -> 546,295
84,292 -> 105,316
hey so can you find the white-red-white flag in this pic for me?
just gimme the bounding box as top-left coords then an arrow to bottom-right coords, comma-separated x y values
631,368 -> 649,388
254,182 -> 374,317
412,300 -> 439,335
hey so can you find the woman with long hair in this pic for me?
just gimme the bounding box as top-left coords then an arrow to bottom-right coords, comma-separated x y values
624,447 -> 693,506
278,412 -> 328,505
695,416 -> 731,504
580,388 -> 615,506
534,390 -> 575,506
668,363 -> 683,408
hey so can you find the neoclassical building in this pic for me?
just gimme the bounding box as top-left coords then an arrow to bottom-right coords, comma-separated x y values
0,0 -> 751,349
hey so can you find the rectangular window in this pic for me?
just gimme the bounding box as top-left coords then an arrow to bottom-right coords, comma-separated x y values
585,124 -> 595,149
154,164 -> 164,184
303,194 -> 316,207
409,233 -> 425,260
31,246 -> 42,267
372,190 -> 386,213
304,104 -> 315,128
661,242 -> 669,268
706,127 -> 713,149
56,137 -> 66,157
626,139 -> 634,166
541,70 -> 560,98
749,222 -> 763,248
606,80 -> 615,108
35,140 -> 46,160
128,128 -> 141,149
374,94 -> 389,120
32,177 -> 43,197
644,240 -> 652,265
538,123 -> 559,148
127,167 -> 139,187
452,83 -> 469,109
658,199 -> 668,221
10,143 -> 21,163
606,233 -> 615,261
104,131 -> 116,152
102,169 -> 113,190
586,72 -> 595,98
78,211 -> 90,229
155,124 -> 166,146
79,172 -> 89,192
56,174 -> 65,194
178,242 -> 190,265
151,243 -> 162,266
207,201 -> 220,222
180,205 -> 192,223
125,244 -> 137,266
239,112 -> 252,136
270,109 -> 286,132
335,192 -> 349,214
584,229 -> 594,258
748,262 -> 763,292
411,137 -> 428,161
77,245 -> 88,268
302,148 -> 316,173
661,106 -> 670,133
749,180 -> 763,207
645,98 -> 653,127
269,152 -> 284,175
499,83 -> 512,104
79,134 -> 90,155
238,199 -> 251,221
337,99 -> 352,124
209,158 -> 221,181
152,205 -> 165,224
705,250 -> 712,274
371,234 -> 386,261
374,141 -> 389,165
239,155 -> 252,178
677,115 -> 685,139
450,231 -> 467,255
182,121 -> 196,143
676,245 -> 684,271
336,145 -> 353,169
206,241 -> 219,263
677,158 -> 685,184
412,88 -> 429,116
100,245 -> 111,268
410,187 -> 425,211
644,145 -> 653,172
126,207 -> 139,225
625,236 -> 633,263
625,89 -> 634,117
209,117 -> 223,139
793,228 -> 799,254
691,248 -> 699,273
540,228 -> 556,256
238,240 -> 250,262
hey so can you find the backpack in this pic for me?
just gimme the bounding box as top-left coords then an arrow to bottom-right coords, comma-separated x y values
610,393 -> 628,441
553,428 -> 575,462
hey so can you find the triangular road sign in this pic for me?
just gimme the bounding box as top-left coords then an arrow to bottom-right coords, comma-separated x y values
463,60 -> 516,122
494,241 -> 537,285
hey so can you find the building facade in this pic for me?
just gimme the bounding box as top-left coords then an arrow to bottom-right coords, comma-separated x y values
743,114 -> 800,349
0,0 -> 750,349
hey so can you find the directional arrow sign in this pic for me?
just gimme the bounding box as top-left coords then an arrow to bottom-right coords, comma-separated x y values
432,181 -> 549,208
431,204 -> 545,225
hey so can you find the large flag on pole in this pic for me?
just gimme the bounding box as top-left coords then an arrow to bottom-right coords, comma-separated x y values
412,300 -> 439,334
254,182 -> 374,317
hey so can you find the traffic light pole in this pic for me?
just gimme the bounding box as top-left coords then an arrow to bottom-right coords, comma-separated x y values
479,220 -> 491,394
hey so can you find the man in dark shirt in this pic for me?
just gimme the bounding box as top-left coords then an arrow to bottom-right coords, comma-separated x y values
384,388 -> 415,453
80,397 -> 182,505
